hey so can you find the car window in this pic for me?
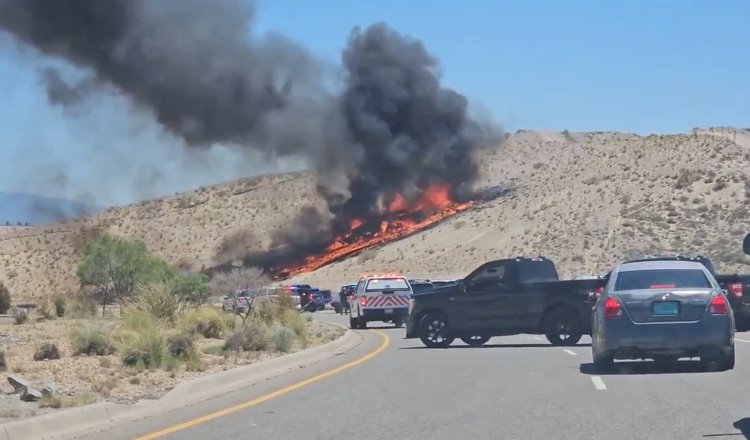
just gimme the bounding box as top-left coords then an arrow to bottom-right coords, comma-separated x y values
471,263 -> 506,283
614,269 -> 712,291
365,278 -> 410,291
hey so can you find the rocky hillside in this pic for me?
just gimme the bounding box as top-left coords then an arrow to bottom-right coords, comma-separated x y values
1,128 -> 748,298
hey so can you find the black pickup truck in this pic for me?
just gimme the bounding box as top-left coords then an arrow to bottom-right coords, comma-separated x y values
405,257 -> 605,348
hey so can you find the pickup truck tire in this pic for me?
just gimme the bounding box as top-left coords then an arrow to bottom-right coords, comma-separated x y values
542,308 -> 583,346
461,336 -> 491,347
349,317 -> 358,329
393,316 -> 404,328
358,316 -> 368,329
418,313 -> 454,348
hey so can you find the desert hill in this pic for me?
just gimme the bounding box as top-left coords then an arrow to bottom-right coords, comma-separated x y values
1,127 -> 749,298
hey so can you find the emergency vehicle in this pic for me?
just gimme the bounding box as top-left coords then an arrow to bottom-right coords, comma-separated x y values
349,273 -> 412,329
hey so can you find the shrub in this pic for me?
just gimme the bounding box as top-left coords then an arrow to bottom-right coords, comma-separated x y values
67,293 -> 97,319
278,308 -> 306,339
13,307 -> 28,325
34,342 -> 61,361
117,311 -> 166,368
70,325 -> 116,356
0,350 -> 6,371
134,282 -> 184,323
223,323 -> 269,352
0,282 -> 10,314
167,333 -> 195,359
179,308 -> 225,339
271,327 -> 295,353
38,300 -> 54,320
53,295 -> 66,318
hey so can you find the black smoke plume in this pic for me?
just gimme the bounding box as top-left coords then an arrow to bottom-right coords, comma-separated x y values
0,1 -> 499,270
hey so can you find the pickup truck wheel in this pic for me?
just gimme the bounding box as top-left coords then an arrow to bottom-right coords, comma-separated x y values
358,316 -> 368,329
349,317 -> 358,329
461,336 -> 490,347
543,309 -> 583,346
393,316 -> 404,328
418,314 -> 454,348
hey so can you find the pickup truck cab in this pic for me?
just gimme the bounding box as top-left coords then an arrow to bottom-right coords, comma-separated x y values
405,257 -> 603,348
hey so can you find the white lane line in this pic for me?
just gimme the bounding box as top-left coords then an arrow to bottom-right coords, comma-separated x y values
591,376 -> 607,390
735,338 -> 750,343
563,349 -> 577,356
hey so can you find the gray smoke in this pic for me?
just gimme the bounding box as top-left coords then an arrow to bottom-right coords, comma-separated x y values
0,1 -> 498,238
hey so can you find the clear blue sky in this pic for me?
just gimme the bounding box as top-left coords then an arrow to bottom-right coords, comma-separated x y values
0,0 -> 747,204
255,0 -> 748,134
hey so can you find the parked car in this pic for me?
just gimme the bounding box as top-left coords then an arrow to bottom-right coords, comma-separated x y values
591,259 -> 734,371
405,257 -> 605,348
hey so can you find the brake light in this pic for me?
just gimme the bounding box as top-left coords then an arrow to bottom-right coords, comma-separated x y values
728,282 -> 743,298
709,295 -> 729,315
360,297 -> 367,306
604,297 -> 623,318
650,284 -> 675,289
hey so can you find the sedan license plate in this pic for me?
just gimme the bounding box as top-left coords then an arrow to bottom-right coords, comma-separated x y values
652,301 -> 679,316
384,308 -> 393,314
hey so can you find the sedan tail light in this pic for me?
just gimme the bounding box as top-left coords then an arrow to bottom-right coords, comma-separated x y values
709,295 -> 729,315
604,297 -> 623,318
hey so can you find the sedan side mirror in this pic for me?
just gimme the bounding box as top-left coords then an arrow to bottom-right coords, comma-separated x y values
744,233 -> 750,255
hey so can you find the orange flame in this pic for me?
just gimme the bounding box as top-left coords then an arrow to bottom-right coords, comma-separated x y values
273,183 -> 474,279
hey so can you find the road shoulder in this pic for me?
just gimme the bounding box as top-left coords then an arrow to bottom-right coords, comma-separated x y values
1,322 -> 361,440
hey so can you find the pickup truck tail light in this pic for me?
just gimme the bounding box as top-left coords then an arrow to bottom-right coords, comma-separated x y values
709,295 -> 729,315
728,282 -> 743,298
360,297 -> 368,306
603,297 -> 623,318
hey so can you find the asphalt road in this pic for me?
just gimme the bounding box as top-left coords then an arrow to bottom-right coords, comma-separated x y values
83,310 -> 750,440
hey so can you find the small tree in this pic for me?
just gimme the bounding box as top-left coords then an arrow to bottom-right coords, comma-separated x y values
77,234 -> 173,313
210,266 -> 268,325
171,272 -> 210,305
0,282 -> 10,314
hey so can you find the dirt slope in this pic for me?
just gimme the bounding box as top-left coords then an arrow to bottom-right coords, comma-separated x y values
1,128 -> 748,298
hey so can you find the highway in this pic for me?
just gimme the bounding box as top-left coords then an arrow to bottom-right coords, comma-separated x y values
82,311 -> 750,440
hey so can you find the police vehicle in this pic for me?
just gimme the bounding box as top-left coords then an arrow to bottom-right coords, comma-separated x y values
350,273 -> 413,329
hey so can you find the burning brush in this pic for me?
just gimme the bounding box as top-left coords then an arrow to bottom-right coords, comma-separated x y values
263,184 -> 511,280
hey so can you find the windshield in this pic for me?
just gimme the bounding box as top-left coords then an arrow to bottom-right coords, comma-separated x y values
365,278 -> 410,291
614,269 -> 712,291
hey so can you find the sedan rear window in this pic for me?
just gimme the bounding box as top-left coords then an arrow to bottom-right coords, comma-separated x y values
614,269 -> 711,291
365,278 -> 410,291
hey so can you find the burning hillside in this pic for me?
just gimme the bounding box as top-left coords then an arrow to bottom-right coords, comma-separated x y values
242,184 -> 509,280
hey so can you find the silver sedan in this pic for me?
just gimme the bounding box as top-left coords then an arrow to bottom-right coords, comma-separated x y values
591,260 -> 735,371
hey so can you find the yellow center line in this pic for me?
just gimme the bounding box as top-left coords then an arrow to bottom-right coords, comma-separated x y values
132,330 -> 390,440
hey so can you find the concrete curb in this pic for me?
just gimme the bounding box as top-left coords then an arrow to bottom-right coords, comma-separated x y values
1,322 -> 361,440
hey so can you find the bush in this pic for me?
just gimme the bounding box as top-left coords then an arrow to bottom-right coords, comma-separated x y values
53,295 -> 66,318
0,282 -> 10,314
70,325 -> 116,356
134,282 -> 184,323
67,293 -> 97,319
166,333 -> 195,359
13,307 -> 28,325
38,300 -> 54,320
223,323 -> 269,352
34,342 -> 61,361
0,350 -> 6,371
271,327 -> 295,353
278,308 -> 306,339
117,311 -> 166,368
179,308 -> 225,339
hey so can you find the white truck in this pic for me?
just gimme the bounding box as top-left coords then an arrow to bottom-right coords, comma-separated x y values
349,273 -> 413,329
